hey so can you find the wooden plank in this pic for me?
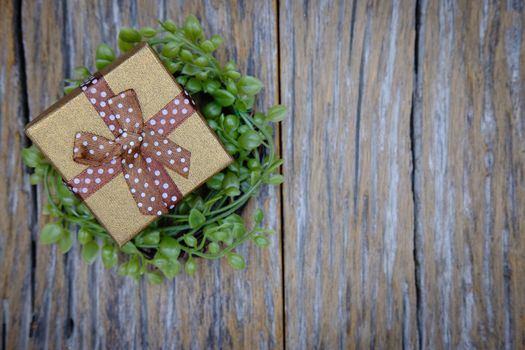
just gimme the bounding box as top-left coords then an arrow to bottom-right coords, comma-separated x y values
414,0 -> 525,348
20,1 -> 282,349
280,0 -> 417,348
0,1 -> 35,349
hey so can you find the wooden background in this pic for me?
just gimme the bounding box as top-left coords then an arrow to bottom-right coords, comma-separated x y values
1,0 -> 524,348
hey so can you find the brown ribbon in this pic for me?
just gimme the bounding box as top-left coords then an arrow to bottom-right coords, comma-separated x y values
66,75 -> 195,215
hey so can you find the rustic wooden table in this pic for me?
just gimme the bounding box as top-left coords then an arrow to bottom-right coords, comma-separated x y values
1,0 -> 524,349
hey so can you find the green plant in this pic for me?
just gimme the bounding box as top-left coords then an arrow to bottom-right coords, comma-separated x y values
23,15 -> 285,283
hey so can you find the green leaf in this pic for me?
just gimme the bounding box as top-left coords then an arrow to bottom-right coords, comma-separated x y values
184,15 -> 203,40
29,173 -> 42,185
118,27 -> 141,43
238,130 -> 263,151
188,208 -> 206,229
181,63 -> 200,76
224,114 -> 240,133
57,182 -> 75,205
161,41 -> 180,58
161,19 -> 177,32
189,195 -> 205,211
58,230 -> 73,253
267,159 -> 284,173
76,204 -> 91,217
222,172 -> 239,190
185,259 -> 197,276
152,252 -> 169,268
165,61 -> 183,74
202,101 -> 222,119
238,76 -> 263,96
127,256 -> 139,274
203,223 -> 218,235
120,242 -> 140,255
200,40 -> 215,53
34,165 -> 46,176
179,49 -> 193,61
228,160 -> 241,173
96,59 -> 112,70
224,61 -> 236,71
206,173 -> 224,190
254,208 -> 264,223
211,230 -> 228,241
40,223 -> 63,245
266,174 -> 284,185
118,38 -> 135,52
267,105 -> 287,122
43,203 -> 61,217
96,43 -> 115,61
231,223 -> 246,239
77,228 -> 92,244
250,170 -> 261,186
22,146 -> 42,168
238,125 -> 251,135
139,26 -> 157,38
223,213 -> 244,225
212,89 -> 236,107
136,230 -> 160,246
102,243 -> 118,268
240,180 -> 251,192
224,187 -> 241,197
203,80 -> 221,94
118,262 -> 129,276
238,165 -> 250,179
74,66 -> 91,79
227,253 -> 246,270
146,271 -> 163,284
254,235 -> 270,248
225,80 -> 238,95
184,235 -> 197,247
210,34 -> 223,48
226,70 -> 241,80
82,241 -> 99,264
236,94 -> 255,111
193,56 -> 208,67
185,78 -> 202,93
253,112 -> 265,125
247,158 -> 261,170
159,260 -> 181,279
159,236 -> 180,259
196,71 -> 209,80
64,84 -> 78,94
207,242 -> 220,254
176,76 -> 188,85
224,142 -> 238,155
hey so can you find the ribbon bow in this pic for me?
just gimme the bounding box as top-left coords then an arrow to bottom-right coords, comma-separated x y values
67,76 -> 195,216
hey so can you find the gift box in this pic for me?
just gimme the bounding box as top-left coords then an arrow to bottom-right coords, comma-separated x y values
26,43 -> 233,246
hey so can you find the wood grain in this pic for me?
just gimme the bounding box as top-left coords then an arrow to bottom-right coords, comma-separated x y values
0,1 -> 35,349
15,0 -> 282,349
3,0 -> 525,348
280,0 -> 417,348
414,0 -> 525,348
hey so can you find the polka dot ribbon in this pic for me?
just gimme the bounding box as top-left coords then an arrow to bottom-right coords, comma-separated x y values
66,75 -> 195,216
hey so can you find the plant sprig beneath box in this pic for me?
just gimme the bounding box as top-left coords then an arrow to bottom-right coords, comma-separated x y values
22,15 -> 285,283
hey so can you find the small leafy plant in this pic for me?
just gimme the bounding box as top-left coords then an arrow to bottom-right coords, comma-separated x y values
23,16 -> 285,283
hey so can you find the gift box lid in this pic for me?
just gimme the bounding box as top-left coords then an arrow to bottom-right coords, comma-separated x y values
26,43 -> 233,246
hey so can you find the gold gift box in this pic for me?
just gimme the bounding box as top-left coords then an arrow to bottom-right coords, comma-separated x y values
26,43 -> 232,246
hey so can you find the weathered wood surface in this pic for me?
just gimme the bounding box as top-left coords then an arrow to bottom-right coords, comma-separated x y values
1,0 -> 525,349
280,0 -> 418,348
414,0 -> 525,348
3,0 -> 282,349
0,1 -> 35,349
